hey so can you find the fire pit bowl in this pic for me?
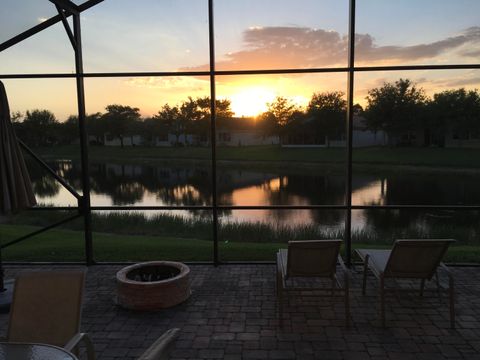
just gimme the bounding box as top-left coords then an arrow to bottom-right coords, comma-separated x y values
116,261 -> 191,311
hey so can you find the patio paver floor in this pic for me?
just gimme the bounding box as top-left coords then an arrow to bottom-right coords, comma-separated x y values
1,264 -> 479,359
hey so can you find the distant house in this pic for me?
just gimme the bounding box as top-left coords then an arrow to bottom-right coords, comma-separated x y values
445,129 -> 480,148
331,115 -> 388,147
104,134 -> 143,146
216,117 -> 279,146
154,134 -> 206,147
282,115 -> 387,148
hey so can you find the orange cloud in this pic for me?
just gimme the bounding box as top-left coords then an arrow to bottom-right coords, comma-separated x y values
183,26 -> 480,72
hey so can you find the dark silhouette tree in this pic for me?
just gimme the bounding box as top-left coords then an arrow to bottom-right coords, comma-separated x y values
11,111 -> 23,123
102,104 -> 141,147
352,103 -> 364,115
179,97 -> 202,145
86,112 -> 106,145
193,97 -> 234,144
11,111 -> 25,141
260,96 -> 300,142
307,91 -> 346,147
365,79 -> 427,145
429,88 -> 480,146
58,115 -> 79,145
154,104 -> 182,145
142,117 -> 169,146
21,109 -> 59,146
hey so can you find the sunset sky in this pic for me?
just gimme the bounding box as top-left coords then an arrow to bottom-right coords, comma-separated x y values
1,0 -> 479,119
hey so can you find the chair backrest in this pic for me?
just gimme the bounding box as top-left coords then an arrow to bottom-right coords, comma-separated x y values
384,239 -> 455,279
287,240 -> 342,278
7,270 -> 86,347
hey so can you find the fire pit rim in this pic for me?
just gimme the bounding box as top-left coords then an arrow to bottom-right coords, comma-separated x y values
116,261 -> 190,285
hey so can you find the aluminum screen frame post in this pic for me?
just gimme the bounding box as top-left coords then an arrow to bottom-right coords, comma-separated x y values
72,12 -> 94,266
345,0 -> 356,267
208,0 -> 219,266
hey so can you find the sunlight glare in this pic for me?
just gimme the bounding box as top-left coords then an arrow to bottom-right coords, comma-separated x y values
229,87 -> 277,117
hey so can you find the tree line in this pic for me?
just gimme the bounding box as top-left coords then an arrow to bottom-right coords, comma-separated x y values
261,79 -> 480,146
12,79 -> 480,147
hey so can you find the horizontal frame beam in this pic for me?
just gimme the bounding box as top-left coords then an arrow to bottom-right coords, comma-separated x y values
1,63 -> 479,80
1,260 -> 478,267
24,205 -> 480,211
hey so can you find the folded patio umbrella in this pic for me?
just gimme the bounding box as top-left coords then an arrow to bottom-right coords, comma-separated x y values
0,80 -> 37,311
0,80 -> 36,215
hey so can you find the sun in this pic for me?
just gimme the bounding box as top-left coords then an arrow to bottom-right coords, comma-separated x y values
229,87 -> 277,117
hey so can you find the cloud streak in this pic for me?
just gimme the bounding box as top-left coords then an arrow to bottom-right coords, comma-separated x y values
183,26 -> 480,71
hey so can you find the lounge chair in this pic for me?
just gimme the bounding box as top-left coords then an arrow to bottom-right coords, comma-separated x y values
7,270 -> 95,359
276,240 -> 350,327
137,328 -> 180,360
356,239 -> 456,328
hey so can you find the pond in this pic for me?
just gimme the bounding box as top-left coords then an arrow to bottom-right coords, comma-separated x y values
27,159 -> 480,241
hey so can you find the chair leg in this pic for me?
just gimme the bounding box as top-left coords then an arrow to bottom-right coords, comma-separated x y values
276,270 -> 284,328
420,279 -> 425,297
278,292 -> 284,328
331,275 -> 336,297
344,282 -> 350,328
362,255 -> 369,295
380,276 -> 386,328
449,275 -> 455,329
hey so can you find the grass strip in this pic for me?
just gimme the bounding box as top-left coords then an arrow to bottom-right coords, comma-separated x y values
1,225 -> 478,263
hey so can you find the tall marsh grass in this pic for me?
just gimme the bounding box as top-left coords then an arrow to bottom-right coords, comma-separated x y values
6,210 -> 479,245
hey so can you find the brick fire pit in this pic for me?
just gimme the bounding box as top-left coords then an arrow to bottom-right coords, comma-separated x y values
116,261 -> 191,311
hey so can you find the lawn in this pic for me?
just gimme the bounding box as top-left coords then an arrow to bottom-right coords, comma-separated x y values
1,225 -> 479,263
31,145 -> 480,170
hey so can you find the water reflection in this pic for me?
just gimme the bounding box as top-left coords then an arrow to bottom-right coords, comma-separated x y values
28,159 -> 480,230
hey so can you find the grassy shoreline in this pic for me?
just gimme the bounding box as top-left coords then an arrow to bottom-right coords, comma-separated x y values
8,210 -> 480,246
1,224 -> 479,263
12,145 -> 480,263
3,208 -> 480,263
31,145 -> 480,171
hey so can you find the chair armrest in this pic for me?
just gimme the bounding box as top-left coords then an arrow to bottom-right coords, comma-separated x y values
64,332 -> 95,360
138,328 -> 180,360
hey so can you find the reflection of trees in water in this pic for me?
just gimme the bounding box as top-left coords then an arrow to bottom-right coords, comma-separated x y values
361,208 -> 480,243
260,174 -> 346,224
26,159 -> 480,235
26,160 -> 62,197
32,175 -> 61,197
362,208 -> 419,233
281,174 -> 345,205
384,174 -> 480,205
28,160 -> 214,207
110,182 -> 145,205
261,209 -> 345,227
